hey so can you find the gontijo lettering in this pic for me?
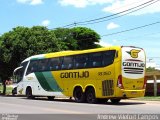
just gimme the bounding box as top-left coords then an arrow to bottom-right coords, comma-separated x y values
60,71 -> 89,78
123,62 -> 145,68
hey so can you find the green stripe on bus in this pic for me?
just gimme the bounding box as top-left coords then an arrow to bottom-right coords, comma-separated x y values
35,72 -> 52,91
42,72 -> 62,92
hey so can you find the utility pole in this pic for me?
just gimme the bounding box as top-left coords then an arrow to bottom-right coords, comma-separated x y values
153,75 -> 157,96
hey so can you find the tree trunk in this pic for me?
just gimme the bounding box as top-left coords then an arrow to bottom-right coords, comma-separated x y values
154,75 -> 157,96
2,80 -> 6,95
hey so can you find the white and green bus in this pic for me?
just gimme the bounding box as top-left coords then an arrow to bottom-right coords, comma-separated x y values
13,46 -> 146,103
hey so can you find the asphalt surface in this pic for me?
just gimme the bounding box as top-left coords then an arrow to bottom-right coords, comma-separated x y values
0,96 -> 160,120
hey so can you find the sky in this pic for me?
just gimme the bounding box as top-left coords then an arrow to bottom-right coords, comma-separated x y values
0,0 -> 160,65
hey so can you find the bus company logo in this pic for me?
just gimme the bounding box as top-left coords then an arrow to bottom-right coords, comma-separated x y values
127,49 -> 140,58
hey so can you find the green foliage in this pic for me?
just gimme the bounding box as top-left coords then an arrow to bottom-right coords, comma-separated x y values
71,27 -> 101,50
0,26 -> 61,79
0,26 -> 101,80
53,27 -> 101,50
0,26 -> 101,94
0,84 -> 13,95
146,67 -> 157,72
53,28 -> 78,50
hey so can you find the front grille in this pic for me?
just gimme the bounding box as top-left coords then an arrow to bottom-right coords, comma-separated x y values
102,80 -> 114,96
123,67 -> 144,74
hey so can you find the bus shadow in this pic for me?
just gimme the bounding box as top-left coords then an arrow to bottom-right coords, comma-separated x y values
104,101 -> 146,106
22,97 -> 76,102
22,97 -> 146,106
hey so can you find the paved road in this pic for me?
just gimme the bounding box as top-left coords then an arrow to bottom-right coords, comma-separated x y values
0,96 -> 160,120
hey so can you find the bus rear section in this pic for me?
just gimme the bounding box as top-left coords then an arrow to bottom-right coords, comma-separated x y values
116,46 -> 146,98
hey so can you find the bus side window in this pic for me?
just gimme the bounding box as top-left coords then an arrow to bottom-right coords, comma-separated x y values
103,50 -> 116,66
38,59 -> 49,71
89,52 -> 102,68
49,57 -> 61,71
75,54 -> 87,69
61,56 -> 73,70
26,60 -> 38,75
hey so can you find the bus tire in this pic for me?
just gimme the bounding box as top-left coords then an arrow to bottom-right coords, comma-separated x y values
26,87 -> 34,99
86,88 -> 97,104
12,87 -> 17,96
73,87 -> 85,103
47,96 -> 55,100
110,98 -> 121,104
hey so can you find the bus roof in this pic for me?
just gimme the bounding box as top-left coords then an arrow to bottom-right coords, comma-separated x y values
22,54 -> 45,63
21,46 -> 143,62
45,46 -> 121,58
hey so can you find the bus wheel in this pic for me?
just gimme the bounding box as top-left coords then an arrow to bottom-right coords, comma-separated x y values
110,99 -> 121,104
86,88 -> 97,104
26,87 -> 34,99
47,96 -> 55,100
73,87 -> 85,103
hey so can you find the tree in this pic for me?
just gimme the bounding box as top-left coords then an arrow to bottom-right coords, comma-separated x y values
0,26 -> 61,95
146,67 -> 159,72
53,27 -> 101,50
72,27 -> 101,50
53,28 -> 78,50
0,26 -> 102,95
0,60 -> 8,95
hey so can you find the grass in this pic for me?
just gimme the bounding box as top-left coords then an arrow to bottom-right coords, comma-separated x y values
132,96 -> 160,101
0,84 -> 13,95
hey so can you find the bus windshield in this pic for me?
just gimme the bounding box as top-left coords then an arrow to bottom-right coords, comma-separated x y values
13,66 -> 23,83
13,61 -> 28,83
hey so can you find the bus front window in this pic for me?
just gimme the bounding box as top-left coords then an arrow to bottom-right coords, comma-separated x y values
13,61 -> 28,83
13,67 -> 23,83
